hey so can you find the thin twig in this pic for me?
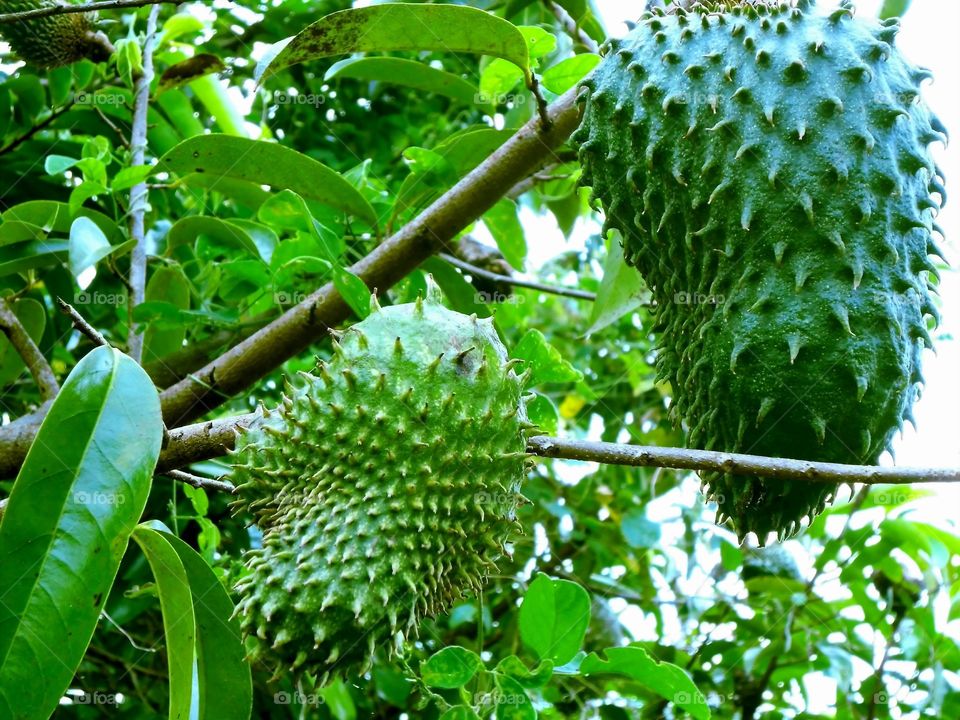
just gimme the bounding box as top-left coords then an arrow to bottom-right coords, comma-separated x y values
526,436 -> 960,484
0,104 -> 70,156
439,253 -> 596,301
526,73 -> 553,132
56,297 -> 110,348
126,4 -> 162,364
545,0 -> 600,53
94,106 -> 131,148
0,0 -> 176,24
0,300 -> 59,399
165,469 -> 236,494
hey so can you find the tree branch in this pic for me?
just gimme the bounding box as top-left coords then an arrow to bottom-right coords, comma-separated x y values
163,469 -> 235,494
438,253 -> 596,301
56,297 -> 110,347
0,0 -> 176,24
158,85 -> 584,427
545,0 -> 600,53
126,4 -> 161,364
526,436 -> 960,484
0,300 -> 59,399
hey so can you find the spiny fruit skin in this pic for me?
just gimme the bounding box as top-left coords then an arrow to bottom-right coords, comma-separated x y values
573,0 -> 945,542
0,1 -> 113,68
232,282 -> 530,681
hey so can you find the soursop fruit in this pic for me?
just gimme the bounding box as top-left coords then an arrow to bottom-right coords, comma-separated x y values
0,1 -> 113,68
573,0 -> 946,542
232,281 -> 531,680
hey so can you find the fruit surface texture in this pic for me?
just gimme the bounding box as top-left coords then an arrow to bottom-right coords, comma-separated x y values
0,1 -> 113,67
232,283 -> 529,678
573,0 -> 946,541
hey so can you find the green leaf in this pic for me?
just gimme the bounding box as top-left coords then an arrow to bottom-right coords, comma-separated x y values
441,708 -> 481,720
0,240 -> 70,277
586,234 -> 648,335
519,574 -> 591,665
542,54 -> 600,94
44,154 -> 78,175
0,347 -> 163,719
479,58 -> 524,105
0,298 -> 46,386
131,526 -> 194,719
580,647 -> 711,720
0,221 -> 48,247
112,165 -> 154,192
720,541 -> 743,572
332,267 -> 371,320
493,675 -> 536,720
133,524 -> 253,720
258,4 -> 530,83
495,656 -> 554,688
143,267 -> 191,364
323,678 -> 356,720
525,393 -> 559,435
155,136 -> 377,228
421,646 -> 482,688
621,508 -> 661,549
68,216 -> 112,278
519,26 -> 556,59
511,329 -> 584,386
880,0 -> 912,19
326,57 -> 479,105
166,216 -> 268,260
484,199 -> 526,270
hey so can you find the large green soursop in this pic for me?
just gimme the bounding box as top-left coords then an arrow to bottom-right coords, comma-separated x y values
0,1 -> 113,68
573,0 -> 946,541
232,284 -> 530,679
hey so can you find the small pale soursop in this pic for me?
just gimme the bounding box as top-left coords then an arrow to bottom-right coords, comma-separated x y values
232,281 -> 531,679
573,0 -> 946,542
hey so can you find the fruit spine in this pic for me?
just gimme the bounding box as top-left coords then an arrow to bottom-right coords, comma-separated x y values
232,281 -> 531,680
573,0 -> 946,541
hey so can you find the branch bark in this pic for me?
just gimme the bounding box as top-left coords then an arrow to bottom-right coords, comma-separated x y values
126,4 -> 162,363
158,86 -> 583,427
0,301 -> 59,399
0,0 -> 176,24
526,436 -> 960,484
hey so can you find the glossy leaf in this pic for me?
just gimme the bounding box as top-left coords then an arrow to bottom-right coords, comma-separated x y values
580,647 -> 711,720
155,135 -> 377,227
132,524 -> 253,720
421,646 -> 482,689
68,216 -> 112,278
326,57 -> 479,105
542,54 -> 600,94
511,329 -> 584,386
519,574 -> 590,665
258,4 -> 530,83
0,347 -> 163,719
493,675 -> 535,719
0,297 -> 46,386
586,234 -> 648,335
484,199 -> 526,270
332,266 -> 371,320
143,267 -> 191,364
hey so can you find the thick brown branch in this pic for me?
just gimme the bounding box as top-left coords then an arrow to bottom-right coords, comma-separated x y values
158,86 -> 583,427
127,4 -> 161,363
526,436 -> 960,484
0,0 -> 176,23
0,301 -> 59,399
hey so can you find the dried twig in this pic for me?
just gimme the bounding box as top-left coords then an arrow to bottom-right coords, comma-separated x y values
438,253 -> 596,301
164,469 -> 235,494
56,297 -> 110,348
